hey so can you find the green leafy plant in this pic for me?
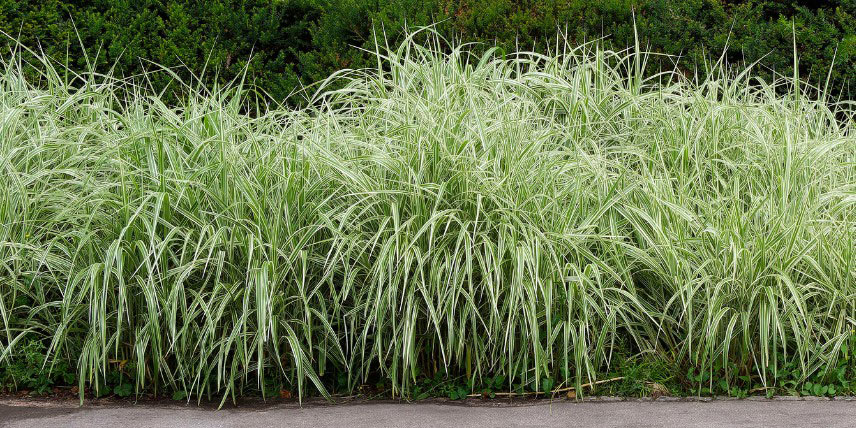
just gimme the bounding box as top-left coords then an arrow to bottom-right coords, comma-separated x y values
1,340 -> 75,395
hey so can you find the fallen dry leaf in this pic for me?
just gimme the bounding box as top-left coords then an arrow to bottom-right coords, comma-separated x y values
648,382 -> 670,399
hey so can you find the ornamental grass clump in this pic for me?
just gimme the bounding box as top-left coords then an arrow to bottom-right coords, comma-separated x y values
0,29 -> 854,403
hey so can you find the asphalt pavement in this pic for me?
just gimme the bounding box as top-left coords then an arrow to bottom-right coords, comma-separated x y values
2,397 -> 855,427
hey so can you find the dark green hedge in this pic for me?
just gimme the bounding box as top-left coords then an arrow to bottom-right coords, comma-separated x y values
2,0 -> 854,104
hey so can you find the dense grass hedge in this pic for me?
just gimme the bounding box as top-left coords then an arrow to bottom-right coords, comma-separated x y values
1,28 -> 855,402
1,0 -> 854,104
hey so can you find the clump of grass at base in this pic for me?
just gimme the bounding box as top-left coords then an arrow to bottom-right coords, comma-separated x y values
0,28 -> 854,404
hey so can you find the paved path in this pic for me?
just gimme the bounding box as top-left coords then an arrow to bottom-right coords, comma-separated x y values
2,397 -> 855,427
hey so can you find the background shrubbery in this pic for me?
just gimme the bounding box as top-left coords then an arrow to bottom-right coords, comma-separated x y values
1,0 -> 854,104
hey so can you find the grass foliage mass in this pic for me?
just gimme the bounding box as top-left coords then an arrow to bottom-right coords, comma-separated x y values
0,29 -> 855,402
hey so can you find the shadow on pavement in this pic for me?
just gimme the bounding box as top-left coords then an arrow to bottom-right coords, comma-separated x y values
1,404 -> 81,426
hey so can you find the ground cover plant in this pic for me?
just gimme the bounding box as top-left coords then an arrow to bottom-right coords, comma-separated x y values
0,28 -> 854,404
